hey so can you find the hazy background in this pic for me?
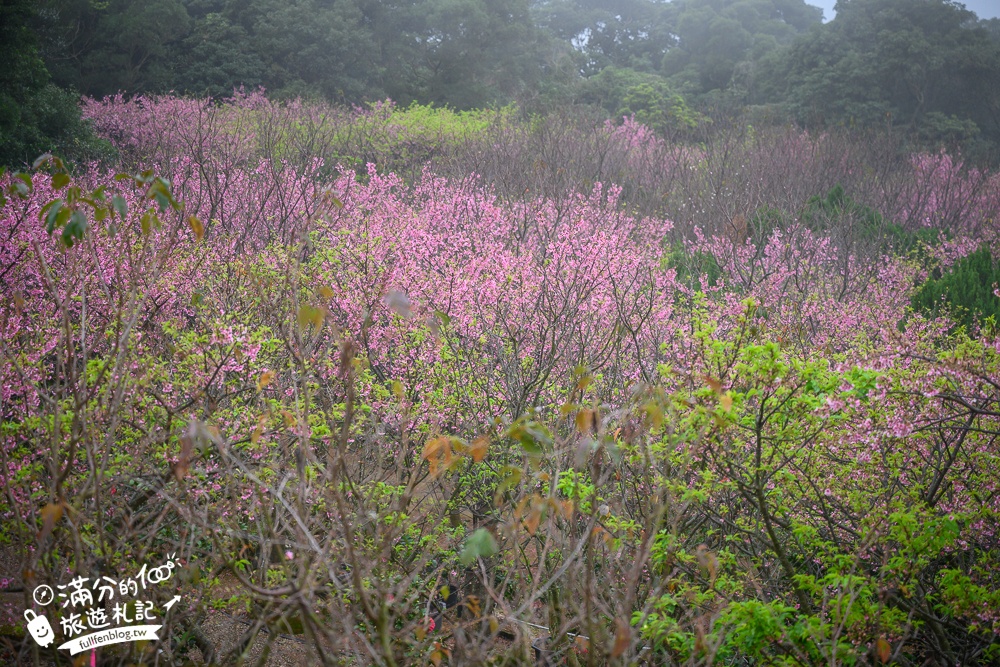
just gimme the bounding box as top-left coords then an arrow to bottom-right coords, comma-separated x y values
811,0 -> 1000,21
5,0 -> 1000,168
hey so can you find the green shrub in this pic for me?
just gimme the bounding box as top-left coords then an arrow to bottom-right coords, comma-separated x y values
913,246 -> 1000,329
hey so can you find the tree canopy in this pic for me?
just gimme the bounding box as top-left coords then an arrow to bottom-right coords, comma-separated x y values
761,0 -> 1000,154
5,0 -> 1000,166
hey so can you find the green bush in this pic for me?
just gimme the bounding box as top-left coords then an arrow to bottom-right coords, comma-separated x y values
802,184 -> 941,256
0,0 -> 111,168
913,246 -> 1000,329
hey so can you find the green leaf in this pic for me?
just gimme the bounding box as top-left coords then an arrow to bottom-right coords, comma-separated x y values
140,211 -> 152,236
51,172 -> 70,190
14,173 -> 33,196
61,209 -> 88,247
495,466 -> 522,496
111,195 -> 128,220
45,201 -> 63,233
153,191 -> 170,212
508,420 -> 552,455
297,305 -> 324,334
32,153 -> 53,169
459,528 -> 498,565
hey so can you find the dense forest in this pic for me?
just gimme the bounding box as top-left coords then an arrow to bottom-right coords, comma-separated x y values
4,0 -> 1000,167
2,1 -> 1000,666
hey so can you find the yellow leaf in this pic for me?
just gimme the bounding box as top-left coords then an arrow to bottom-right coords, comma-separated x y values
297,305 -> 324,334
429,651 -> 442,666
422,437 -> 447,460
876,637 -> 891,663
696,544 -> 719,587
514,495 -> 531,520
174,435 -> 193,481
422,437 -> 452,477
642,401 -> 663,428
464,595 -> 480,618
469,436 -> 488,462
250,427 -> 262,444
575,409 -> 593,434
187,215 -> 204,241
38,502 -> 64,542
703,375 -> 723,394
281,410 -> 296,428
720,393 -> 733,411
612,618 -> 630,657
317,285 -> 335,299
488,616 -> 498,634
257,371 -> 275,391
524,509 -> 541,536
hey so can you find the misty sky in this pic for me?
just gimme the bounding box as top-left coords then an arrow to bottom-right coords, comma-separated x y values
810,0 -> 1000,22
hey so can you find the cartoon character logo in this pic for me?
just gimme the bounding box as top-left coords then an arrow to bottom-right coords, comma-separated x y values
24,610 -> 55,647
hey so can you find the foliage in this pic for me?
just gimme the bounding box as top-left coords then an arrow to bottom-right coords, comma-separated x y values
18,0 -> 1000,162
0,0 -> 108,167
765,0 -> 1000,157
578,67 -> 704,138
661,0 -> 823,98
913,246 -> 1000,330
